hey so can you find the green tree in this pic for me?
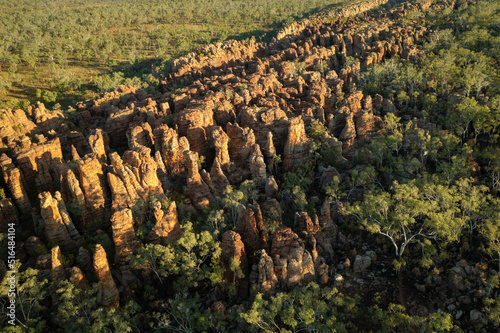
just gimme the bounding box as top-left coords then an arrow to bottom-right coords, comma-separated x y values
89,301 -> 140,333
269,154 -> 282,175
241,283 -> 357,332
308,119 -> 327,141
42,90 -> 57,104
53,281 -> 100,331
398,63 -> 423,97
0,264 -> 47,329
160,294 -> 226,332
454,178 -> 489,234
130,222 -> 223,291
479,198 -> 500,274
221,185 -> 245,226
384,112 -> 410,156
448,97 -> 489,139
347,180 -> 464,258
372,303 -> 455,332
229,258 -> 245,284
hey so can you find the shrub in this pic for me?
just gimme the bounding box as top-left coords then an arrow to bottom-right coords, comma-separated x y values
42,90 -> 58,103
308,119 -> 327,140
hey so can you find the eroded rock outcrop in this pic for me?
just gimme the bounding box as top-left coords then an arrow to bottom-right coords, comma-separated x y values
249,249 -> 278,293
60,168 -> 86,229
270,226 -> 315,286
107,146 -> 166,211
93,244 -> 120,308
146,200 -> 181,245
88,128 -> 110,163
24,236 -> 43,257
77,247 -> 93,274
0,109 -> 37,141
283,117 -> 311,171
39,191 -> 81,253
0,154 -> 31,213
69,266 -> 88,288
235,203 -> 267,264
0,0 -> 459,312
129,123 -> 154,150
122,147 -> 164,199
294,211 -> 319,236
227,123 -> 256,169
31,102 -> 66,133
315,200 -> 338,262
211,126 -> 230,171
11,136 -> 63,188
77,154 -> 109,227
110,209 -> 142,264
221,230 -> 248,283
248,144 -> 267,180
153,125 -> 188,174
208,159 -> 230,196
0,198 -> 18,233
51,246 -> 65,283
184,150 -> 213,209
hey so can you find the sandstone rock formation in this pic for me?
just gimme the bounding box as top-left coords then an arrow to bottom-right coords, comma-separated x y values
154,125 -> 188,174
11,136 -> 63,188
184,150 -> 213,209
110,209 -> 142,264
77,154 -> 110,228
248,144 -> 267,180
69,266 -> 88,288
146,200 -> 181,245
0,108 -> 36,141
270,226 -> 315,286
235,203 -> 266,264
24,236 -> 44,257
122,147 -> 164,200
0,198 -> 18,233
315,200 -> 338,262
0,0 -> 472,325
283,117 -> 312,171
261,198 -> 282,225
227,123 -> 256,169
294,211 -> 319,236
211,126 -> 230,171
93,244 -> 120,308
51,246 -> 65,283
0,154 -> 31,213
208,159 -> 230,196
221,230 -> 248,283
129,123 -> 154,150
88,128 -> 110,163
77,247 -> 93,274
249,249 -> 278,294
60,168 -> 86,229
39,191 -> 81,253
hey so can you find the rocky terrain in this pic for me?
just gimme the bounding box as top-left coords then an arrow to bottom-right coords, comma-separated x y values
1,0 -> 499,331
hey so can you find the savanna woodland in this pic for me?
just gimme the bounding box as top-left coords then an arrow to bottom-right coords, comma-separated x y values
0,0 -> 500,332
